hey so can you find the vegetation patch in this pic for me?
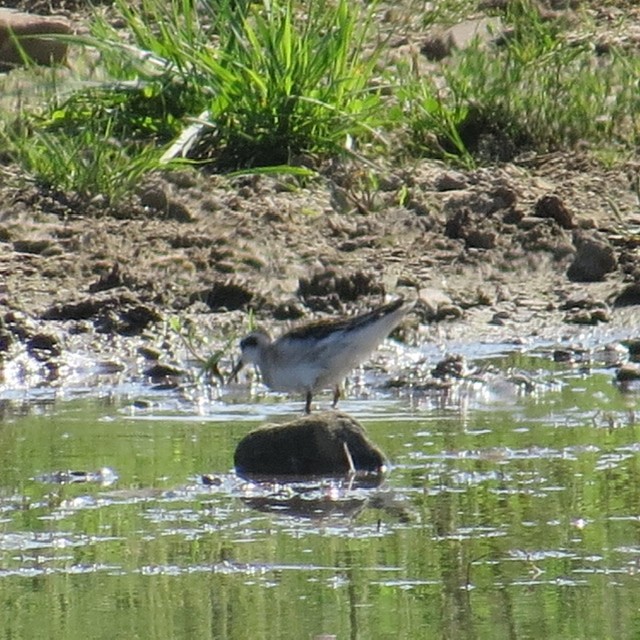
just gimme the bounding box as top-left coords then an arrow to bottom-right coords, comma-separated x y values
0,0 -> 638,201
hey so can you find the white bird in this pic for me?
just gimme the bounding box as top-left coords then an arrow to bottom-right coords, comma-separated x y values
230,298 -> 413,413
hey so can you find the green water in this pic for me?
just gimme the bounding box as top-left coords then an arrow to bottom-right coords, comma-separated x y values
1,359 -> 639,640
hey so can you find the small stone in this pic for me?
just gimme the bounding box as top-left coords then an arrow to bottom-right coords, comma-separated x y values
167,200 -> 194,222
616,363 -> 640,382
614,282 -> 640,307
26,333 -> 60,357
144,363 -> 185,379
435,171 -> 468,191
139,187 -> 168,211
534,194 -> 575,229
567,230 -> 617,282
0,9 -> 70,68
432,354 -> 466,378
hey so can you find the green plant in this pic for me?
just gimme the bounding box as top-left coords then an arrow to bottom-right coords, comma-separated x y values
400,0 -> 640,164
89,0 -> 385,169
1,0 -> 384,201
2,113 -> 160,202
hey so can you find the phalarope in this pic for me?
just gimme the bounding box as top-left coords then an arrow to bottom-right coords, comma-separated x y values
230,297 -> 413,413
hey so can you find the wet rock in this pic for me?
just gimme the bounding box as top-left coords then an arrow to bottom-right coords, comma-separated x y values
623,339 -> 640,362
616,363 -> 640,382
567,230 -> 617,282
432,354 -> 467,378
614,282 -> 640,307
534,194 -> 575,229
26,332 -> 60,360
0,9 -> 70,68
234,412 -> 387,478
144,363 -> 185,379
138,345 -> 162,361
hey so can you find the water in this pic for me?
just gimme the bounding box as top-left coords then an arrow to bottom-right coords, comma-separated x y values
0,348 -> 639,639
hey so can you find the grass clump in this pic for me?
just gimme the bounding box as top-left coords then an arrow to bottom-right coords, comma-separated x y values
402,0 -> 640,165
0,0 -> 383,200
83,0 -> 382,168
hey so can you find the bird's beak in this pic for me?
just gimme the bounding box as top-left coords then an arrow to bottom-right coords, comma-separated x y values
228,358 -> 245,385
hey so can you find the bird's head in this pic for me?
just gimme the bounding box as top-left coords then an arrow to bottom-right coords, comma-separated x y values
228,331 -> 271,383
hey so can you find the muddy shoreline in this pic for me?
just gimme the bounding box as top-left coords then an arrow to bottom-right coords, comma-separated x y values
1,3 -> 640,400
1,156 -> 639,402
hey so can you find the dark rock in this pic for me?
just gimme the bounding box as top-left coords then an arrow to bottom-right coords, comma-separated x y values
139,186 -> 168,211
201,474 -> 223,486
43,297 -> 103,321
119,305 -> 162,335
553,349 -> 574,363
445,208 -> 497,249
444,208 -> 471,240
166,200 -> 194,222
0,9 -> 70,68
534,194 -> 575,229
138,346 -> 162,361
26,332 -> 60,359
502,208 -> 525,225
616,364 -> 640,382
234,412 -> 387,478
144,363 -> 185,379
465,227 -> 497,249
614,282 -> 640,307
567,230 -> 617,282
489,185 -> 518,211
622,339 -> 640,362
432,354 -> 466,378
0,330 -> 11,352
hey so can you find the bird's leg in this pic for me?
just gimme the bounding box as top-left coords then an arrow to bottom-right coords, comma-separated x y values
332,385 -> 341,409
305,391 -> 312,414
342,441 -> 356,475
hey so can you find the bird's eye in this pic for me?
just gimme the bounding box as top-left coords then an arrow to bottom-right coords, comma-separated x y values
241,335 -> 259,349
